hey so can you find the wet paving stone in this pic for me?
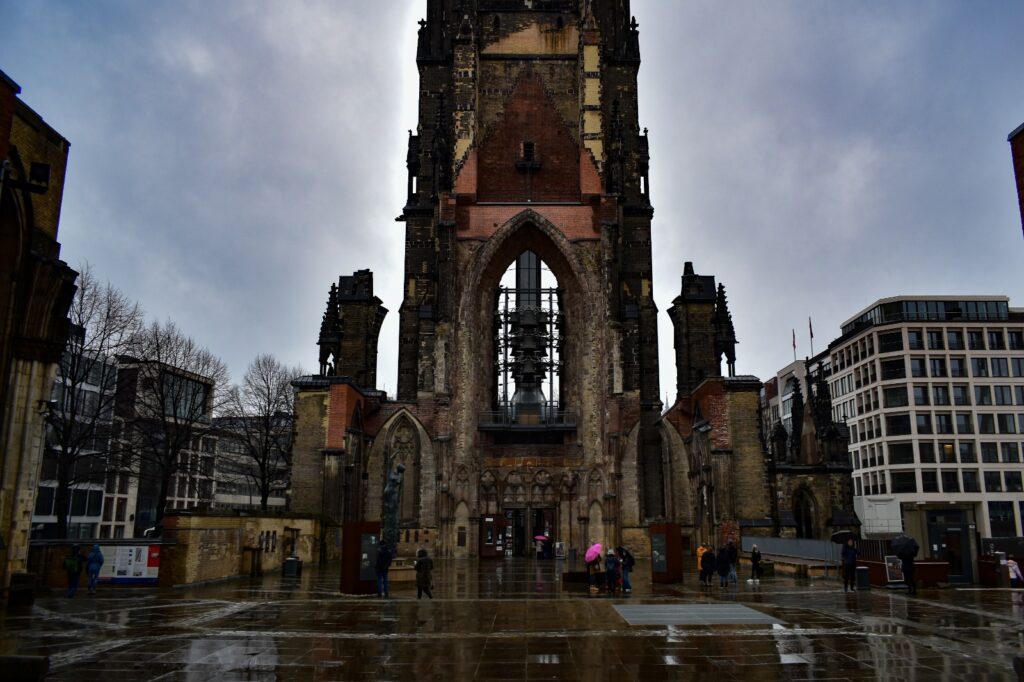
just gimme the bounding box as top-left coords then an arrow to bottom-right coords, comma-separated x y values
2,558 -> 1023,680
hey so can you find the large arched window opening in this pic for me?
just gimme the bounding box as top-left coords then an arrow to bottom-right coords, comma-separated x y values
492,249 -> 564,425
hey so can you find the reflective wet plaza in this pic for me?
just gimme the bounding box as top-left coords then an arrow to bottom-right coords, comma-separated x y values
3,559 -> 1023,680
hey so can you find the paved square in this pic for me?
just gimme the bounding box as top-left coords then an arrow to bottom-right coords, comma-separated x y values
614,603 -> 783,626
3,559 -> 1023,680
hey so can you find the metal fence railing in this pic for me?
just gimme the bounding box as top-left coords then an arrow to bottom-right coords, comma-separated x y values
740,536 -> 841,564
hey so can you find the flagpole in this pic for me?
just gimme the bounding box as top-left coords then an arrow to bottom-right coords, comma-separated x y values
809,316 -> 815,357
792,329 -> 796,362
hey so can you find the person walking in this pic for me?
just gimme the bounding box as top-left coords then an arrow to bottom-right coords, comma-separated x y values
86,544 -> 104,595
901,553 -> 917,596
726,540 -> 739,585
841,538 -> 859,592
716,545 -> 731,588
414,548 -> 433,599
63,545 -> 85,598
700,544 -> 716,587
747,544 -> 762,584
375,544 -> 393,598
696,543 -> 707,582
617,546 -> 635,593
1009,556 -> 1023,588
604,549 -> 620,595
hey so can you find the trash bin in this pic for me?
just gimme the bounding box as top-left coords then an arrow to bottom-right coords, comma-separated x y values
8,572 -> 35,606
856,565 -> 871,590
282,557 -> 302,578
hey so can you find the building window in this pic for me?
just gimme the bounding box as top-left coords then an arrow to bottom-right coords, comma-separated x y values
939,441 -> 957,463
955,413 -> 973,434
995,386 -> 1014,406
919,441 -> 936,463
115,497 -> 126,522
968,330 -> 985,350
885,386 -> 909,407
911,357 -> 927,378
935,413 -> 954,435
886,414 -> 912,436
989,501 -> 1017,537
948,330 -> 965,350
927,330 -> 944,350
855,477 -> 863,496
985,471 -> 1003,492
933,385 -> 951,406
1013,359 -> 1024,378
941,470 -> 960,493
881,359 -> 906,380
34,486 -> 55,516
988,331 -> 1006,350
113,525 -> 125,539
457,527 -> 467,547
908,330 -> 925,350
912,385 -> 929,406
950,357 -> 968,377
1001,442 -> 1020,463
976,386 -> 993,406
891,471 -> 917,493
889,443 -> 914,464
921,470 -> 939,493
978,414 -> 996,434
972,358 -> 989,377
998,414 -> 1017,435
1006,472 -> 1024,493
958,441 -> 976,462
916,413 -> 933,434
1009,331 -> 1024,350
981,442 -> 999,463
992,358 -> 1010,377
962,469 -> 980,492
953,385 -> 971,406
879,331 -> 903,352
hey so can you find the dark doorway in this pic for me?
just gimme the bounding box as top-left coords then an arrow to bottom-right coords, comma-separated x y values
505,508 -> 527,557
794,489 -> 817,539
927,509 -> 973,583
531,508 -> 555,558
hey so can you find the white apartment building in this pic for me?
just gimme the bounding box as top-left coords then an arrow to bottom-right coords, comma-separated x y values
828,296 -> 1024,583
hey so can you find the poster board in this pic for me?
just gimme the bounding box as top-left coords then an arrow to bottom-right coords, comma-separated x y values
884,555 -> 905,583
649,523 -> 683,583
95,545 -> 161,584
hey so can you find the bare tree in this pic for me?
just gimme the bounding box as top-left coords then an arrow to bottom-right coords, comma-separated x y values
48,263 -> 143,538
118,320 -> 228,533
218,355 -> 301,511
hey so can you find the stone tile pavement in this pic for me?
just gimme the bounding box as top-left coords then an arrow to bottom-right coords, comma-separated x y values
2,558 -> 1023,680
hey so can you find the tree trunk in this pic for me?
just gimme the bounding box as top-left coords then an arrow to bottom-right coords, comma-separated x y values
55,456 -> 72,539
153,470 -> 172,532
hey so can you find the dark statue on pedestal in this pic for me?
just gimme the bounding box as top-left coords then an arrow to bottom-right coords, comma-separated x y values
381,464 -> 405,552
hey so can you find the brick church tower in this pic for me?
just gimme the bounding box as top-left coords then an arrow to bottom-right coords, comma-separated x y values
291,1 -> 816,559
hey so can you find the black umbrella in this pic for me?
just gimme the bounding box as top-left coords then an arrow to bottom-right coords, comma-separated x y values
891,534 -> 920,560
831,530 -> 857,545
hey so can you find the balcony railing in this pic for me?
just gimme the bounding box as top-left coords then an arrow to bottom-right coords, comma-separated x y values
478,402 -> 577,431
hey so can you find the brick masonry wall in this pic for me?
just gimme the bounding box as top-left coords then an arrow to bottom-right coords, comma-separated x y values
160,513 -> 319,586
291,388 -> 329,516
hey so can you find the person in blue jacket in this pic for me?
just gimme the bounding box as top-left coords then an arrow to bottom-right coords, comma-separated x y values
86,544 -> 104,595
841,538 -> 860,592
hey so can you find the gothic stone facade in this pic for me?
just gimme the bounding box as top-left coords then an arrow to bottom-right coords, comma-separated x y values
0,69 -> 77,588
293,1 -> 853,559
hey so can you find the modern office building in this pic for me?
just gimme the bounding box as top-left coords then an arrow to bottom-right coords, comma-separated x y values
827,296 -> 1024,583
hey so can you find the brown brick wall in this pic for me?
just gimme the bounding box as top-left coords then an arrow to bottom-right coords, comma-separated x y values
291,388 -> 329,516
476,71 -> 580,202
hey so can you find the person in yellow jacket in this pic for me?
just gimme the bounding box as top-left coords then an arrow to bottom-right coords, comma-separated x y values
696,543 -> 707,576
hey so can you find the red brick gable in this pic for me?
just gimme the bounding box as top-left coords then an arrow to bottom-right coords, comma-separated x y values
476,70 -> 580,203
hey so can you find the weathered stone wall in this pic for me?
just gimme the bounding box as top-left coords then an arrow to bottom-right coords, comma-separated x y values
290,387 -> 329,516
160,513 -> 319,586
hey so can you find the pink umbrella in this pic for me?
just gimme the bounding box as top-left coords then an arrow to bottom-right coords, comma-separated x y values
585,543 -> 603,563
534,535 -> 549,541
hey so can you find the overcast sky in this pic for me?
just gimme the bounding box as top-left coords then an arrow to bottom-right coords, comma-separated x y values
2,1 -> 1022,401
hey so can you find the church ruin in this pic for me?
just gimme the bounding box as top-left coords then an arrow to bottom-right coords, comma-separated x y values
292,0 -> 854,559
